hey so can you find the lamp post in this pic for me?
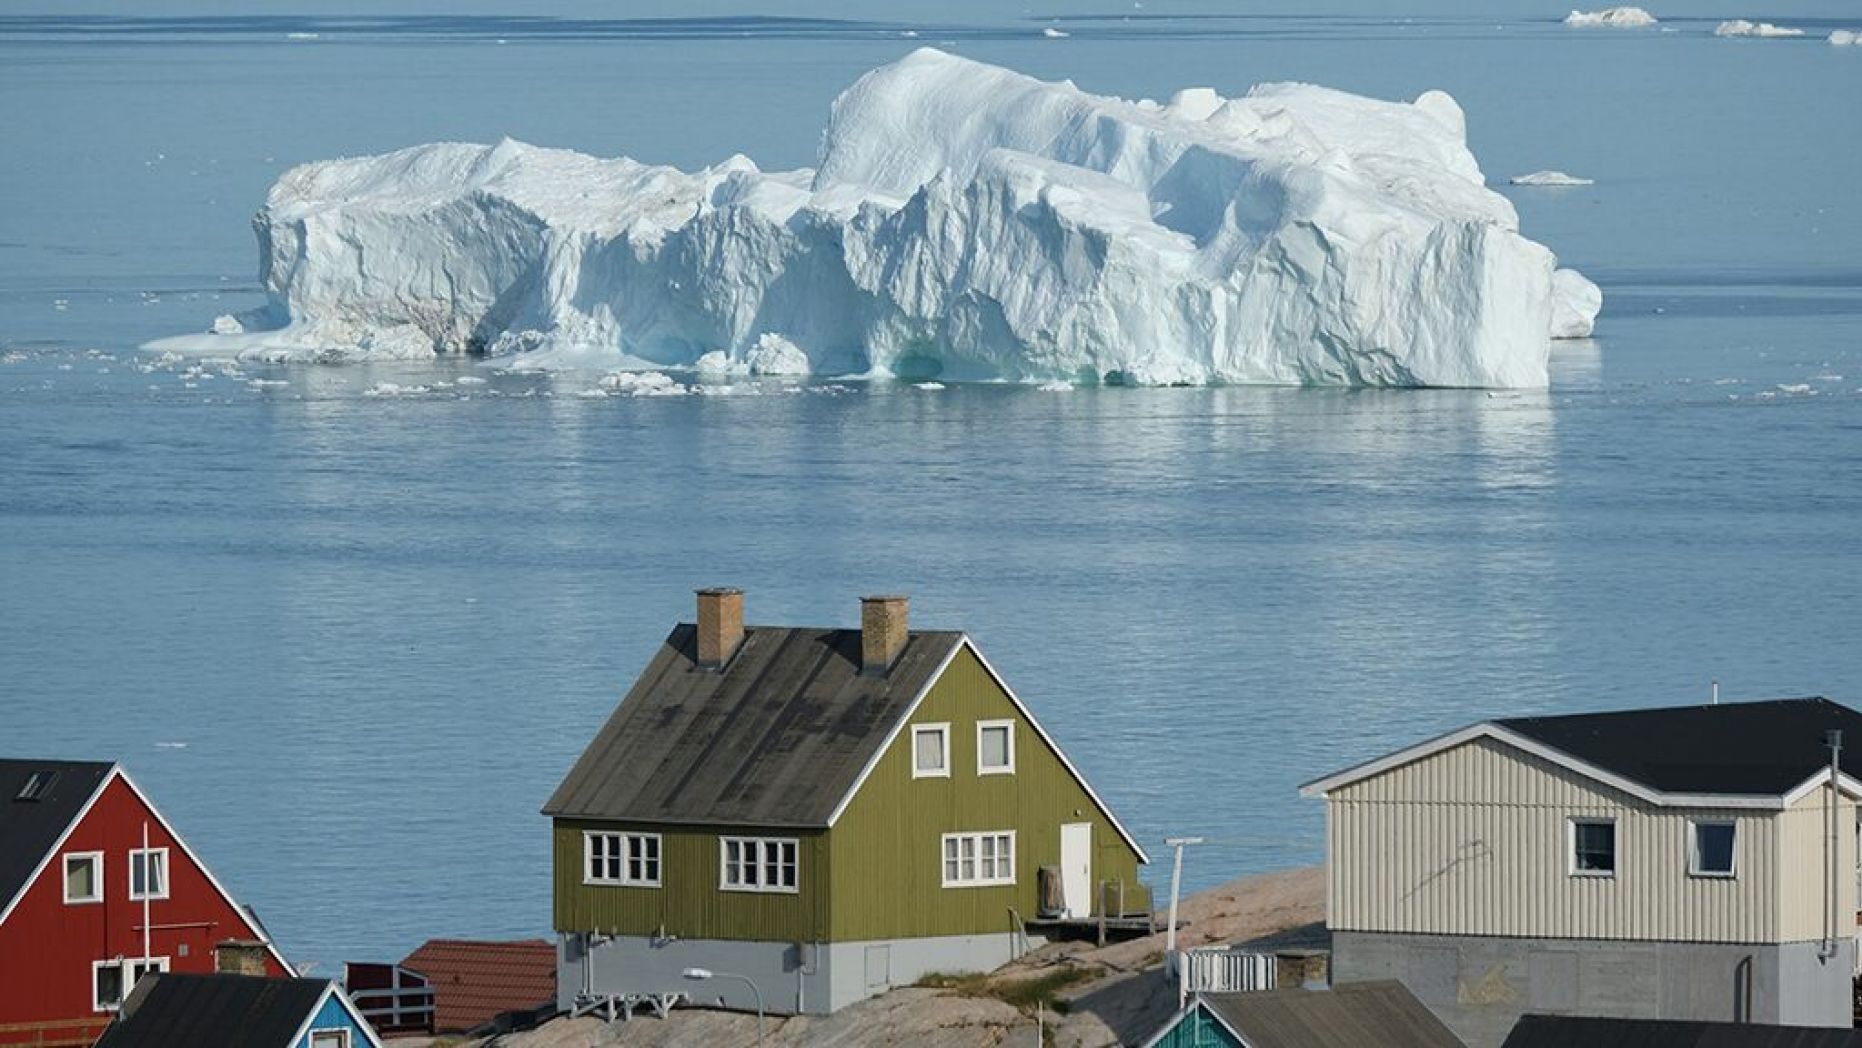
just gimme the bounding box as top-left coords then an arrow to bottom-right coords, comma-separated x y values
1163,835 -> 1203,989
682,967 -> 765,1045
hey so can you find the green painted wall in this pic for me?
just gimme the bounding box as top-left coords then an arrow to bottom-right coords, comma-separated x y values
826,646 -> 1146,941
551,644 -> 1147,946
551,820 -> 830,942
1148,1003 -> 1244,1048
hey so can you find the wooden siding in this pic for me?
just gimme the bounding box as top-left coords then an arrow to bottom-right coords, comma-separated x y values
551,820 -> 829,942
1776,784 -> 1858,942
1146,1003 -> 1242,1048
827,646 -> 1145,942
1325,735 -> 1856,944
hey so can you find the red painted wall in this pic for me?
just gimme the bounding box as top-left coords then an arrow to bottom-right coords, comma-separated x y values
0,774 -> 286,1044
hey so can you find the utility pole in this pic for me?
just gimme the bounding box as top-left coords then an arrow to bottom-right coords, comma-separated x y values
1163,836 -> 1203,984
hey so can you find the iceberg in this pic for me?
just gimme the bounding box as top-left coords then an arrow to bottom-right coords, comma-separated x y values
1564,8 -> 1658,28
1510,170 -> 1594,186
1715,20 -> 1804,37
153,49 -> 1600,387
1830,30 -> 1860,45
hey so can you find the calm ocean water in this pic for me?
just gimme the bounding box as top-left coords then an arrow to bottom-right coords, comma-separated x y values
2,3 -> 1859,973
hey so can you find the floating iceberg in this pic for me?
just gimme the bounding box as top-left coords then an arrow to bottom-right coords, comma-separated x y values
152,49 -> 1600,387
1549,269 -> 1602,339
1564,8 -> 1657,28
1830,30 -> 1860,46
1510,170 -> 1594,187
1715,20 -> 1804,37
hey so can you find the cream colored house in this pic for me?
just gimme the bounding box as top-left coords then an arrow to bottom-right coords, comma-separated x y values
1302,697 -> 1862,1048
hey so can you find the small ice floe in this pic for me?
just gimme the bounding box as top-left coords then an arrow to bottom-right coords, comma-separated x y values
912,381 -> 946,391
901,29 -> 919,38
1486,391 -> 1523,399
1830,30 -> 1861,46
0,351 -> 27,365
362,382 -> 431,397
1776,383 -> 1814,395
598,370 -> 688,396
576,387 -> 610,398
154,741 -> 189,749
211,314 -> 244,335
1043,26 -> 1070,38
53,298 -> 69,311
1036,380 -> 1074,392
1510,170 -> 1594,187
1715,19 -> 1804,37
1564,7 -> 1657,28
286,31 -> 321,40
247,378 -> 289,389
455,374 -> 488,386
1811,373 -> 1844,382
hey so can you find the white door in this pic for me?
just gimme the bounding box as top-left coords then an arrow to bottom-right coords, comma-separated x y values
1060,822 -> 1092,919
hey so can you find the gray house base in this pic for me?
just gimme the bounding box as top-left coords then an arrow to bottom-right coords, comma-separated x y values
1334,930 -> 1857,1048
558,930 -> 1041,1017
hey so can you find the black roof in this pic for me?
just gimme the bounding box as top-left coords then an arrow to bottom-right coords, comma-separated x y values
1496,697 -> 1862,796
93,973 -> 334,1048
1198,981 -> 1466,1048
0,759 -> 113,917
1502,1014 -> 1862,1047
544,625 -> 966,827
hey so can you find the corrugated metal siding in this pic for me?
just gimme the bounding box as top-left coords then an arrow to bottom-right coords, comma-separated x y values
1327,736 -> 1815,943
552,820 -> 829,942
828,647 -> 1145,942
1776,786 -> 1858,942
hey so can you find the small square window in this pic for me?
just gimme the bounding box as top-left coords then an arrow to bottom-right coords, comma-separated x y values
93,963 -> 124,1012
310,1030 -> 350,1048
912,724 -> 950,779
1691,821 -> 1736,877
130,848 -> 169,901
1571,819 -> 1616,876
64,852 -> 103,904
977,721 -> 1015,775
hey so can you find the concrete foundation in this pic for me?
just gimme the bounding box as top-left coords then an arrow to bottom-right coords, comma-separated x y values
1334,931 -> 1857,1048
558,929 -> 1039,1016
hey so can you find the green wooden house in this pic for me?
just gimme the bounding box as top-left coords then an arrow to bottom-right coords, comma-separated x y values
542,589 -> 1150,1016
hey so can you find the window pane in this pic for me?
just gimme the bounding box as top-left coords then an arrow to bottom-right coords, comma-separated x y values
96,965 -> 123,1008
67,857 -> 95,899
1574,822 -> 1615,872
1696,823 -> 1735,873
981,726 -> 1010,769
915,730 -> 945,771
999,835 -> 1013,878
149,853 -> 165,895
132,854 -> 146,896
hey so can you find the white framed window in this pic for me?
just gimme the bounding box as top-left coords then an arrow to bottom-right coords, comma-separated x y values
92,956 -> 168,1012
1690,820 -> 1737,878
912,723 -> 950,779
976,720 -> 1015,776
64,852 -> 103,904
129,848 -> 169,901
720,837 -> 799,893
584,831 -> 661,887
1569,818 -> 1616,877
942,831 -> 1015,887
309,1030 -> 351,1048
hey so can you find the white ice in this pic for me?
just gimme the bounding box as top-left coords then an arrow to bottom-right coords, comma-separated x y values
1715,20 -> 1804,38
1564,8 -> 1658,28
150,49 -> 1600,388
1830,30 -> 1860,46
1510,170 -> 1594,186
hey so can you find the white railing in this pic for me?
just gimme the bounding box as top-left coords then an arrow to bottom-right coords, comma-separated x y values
348,984 -> 436,1031
1176,948 -> 1275,1006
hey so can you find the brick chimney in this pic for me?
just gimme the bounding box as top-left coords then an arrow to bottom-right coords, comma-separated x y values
214,939 -> 269,976
696,587 -> 745,670
861,595 -> 909,676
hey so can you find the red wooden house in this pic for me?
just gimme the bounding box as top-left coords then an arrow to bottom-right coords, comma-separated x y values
0,759 -> 293,1047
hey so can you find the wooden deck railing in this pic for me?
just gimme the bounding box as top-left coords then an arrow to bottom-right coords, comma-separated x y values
0,1017 -> 113,1048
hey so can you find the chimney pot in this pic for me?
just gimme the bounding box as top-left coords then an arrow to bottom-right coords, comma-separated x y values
214,940 -> 268,976
696,588 -> 745,670
861,595 -> 909,676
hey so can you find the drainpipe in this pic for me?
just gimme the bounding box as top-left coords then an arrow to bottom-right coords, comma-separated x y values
1822,730 -> 1843,961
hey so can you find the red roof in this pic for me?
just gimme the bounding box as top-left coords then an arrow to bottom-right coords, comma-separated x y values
399,939 -> 556,1033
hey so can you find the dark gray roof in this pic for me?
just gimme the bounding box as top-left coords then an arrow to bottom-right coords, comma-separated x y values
1502,1014 -> 1862,1047
1200,981 -> 1466,1048
544,625 -> 967,827
0,759 -> 113,918
93,973 -> 333,1048
1497,697 -> 1862,795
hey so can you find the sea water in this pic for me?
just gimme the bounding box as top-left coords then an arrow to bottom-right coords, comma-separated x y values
2,3 -> 1858,971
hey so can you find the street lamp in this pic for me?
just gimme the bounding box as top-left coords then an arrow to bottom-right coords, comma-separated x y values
682,967 -> 765,1045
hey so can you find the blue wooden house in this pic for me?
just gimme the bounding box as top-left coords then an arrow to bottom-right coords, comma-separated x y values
92,972 -> 382,1048
1142,982 -> 1464,1048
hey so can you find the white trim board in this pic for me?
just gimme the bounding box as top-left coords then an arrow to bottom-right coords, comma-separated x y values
1300,721 -> 1862,811
825,636 -> 1151,864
